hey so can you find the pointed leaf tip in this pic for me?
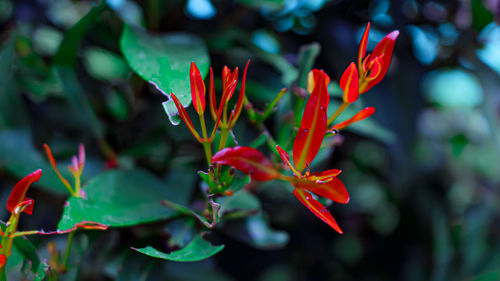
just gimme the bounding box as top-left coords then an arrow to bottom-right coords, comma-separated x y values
331,107 -> 375,131
293,188 -> 343,233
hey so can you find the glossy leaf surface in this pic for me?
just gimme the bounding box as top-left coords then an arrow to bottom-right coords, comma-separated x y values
295,176 -> 349,204
133,234 -> 224,262
7,169 -> 41,215
58,169 -> 191,230
120,25 -> 209,122
212,146 -> 280,181
293,70 -> 329,171
293,188 -> 342,233
362,30 -> 399,93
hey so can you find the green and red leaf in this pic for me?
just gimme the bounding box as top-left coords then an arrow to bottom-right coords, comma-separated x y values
212,146 -> 280,181
340,62 -> 359,103
293,188 -> 343,233
361,30 -> 399,93
330,107 -> 375,131
293,70 -> 329,171
7,169 -> 42,215
190,62 -> 206,114
295,176 -> 349,204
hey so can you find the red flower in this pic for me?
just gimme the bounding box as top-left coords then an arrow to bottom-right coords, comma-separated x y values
357,22 -> 399,94
169,60 -> 250,143
212,70 -> 348,233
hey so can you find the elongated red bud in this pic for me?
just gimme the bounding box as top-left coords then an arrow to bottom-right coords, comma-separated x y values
7,169 -> 42,215
293,70 -> 329,171
229,60 -> 250,128
361,30 -> 399,93
358,22 -> 370,69
190,62 -> 206,115
330,107 -> 375,131
293,188 -> 343,233
340,63 -> 359,103
209,67 -> 217,120
212,146 -> 281,181
170,93 -> 203,142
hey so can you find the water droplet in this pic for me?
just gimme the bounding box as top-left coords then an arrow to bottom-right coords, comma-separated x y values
303,129 -> 309,133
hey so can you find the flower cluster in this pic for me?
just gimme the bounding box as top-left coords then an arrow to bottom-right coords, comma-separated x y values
211,23 -> 399,233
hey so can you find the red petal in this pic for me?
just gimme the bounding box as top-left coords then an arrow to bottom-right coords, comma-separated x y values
0,254 -> 5,268
209,67 -> 217,120
307,169 -> 342,181
229,60 -> 250,127
211,146 -> 280,181
7,169 -> 42,215
171,93 -> 202,142
295,176 -> 349,204
331,107 -> 375,131
358,22 -> 370,68
225,67 -> 239,101
293,70 -> 329,171
275,145 -> 290,166
362,30 -> 399,93
340,62 -> 359,103
293,188 -> 343,233
307,69 -> 331,98
190,62 -> 206,114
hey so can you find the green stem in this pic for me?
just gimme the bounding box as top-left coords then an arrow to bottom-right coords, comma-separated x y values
258,88 -> 287,124
62,232 -> 75,271
74,176 -> 81,198
327,102 -> 349,126
199,114 -> 212,166
218,127 -> 229,151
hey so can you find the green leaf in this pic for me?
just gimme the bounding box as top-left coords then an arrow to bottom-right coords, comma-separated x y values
0,222 -> 40,274
219,189 -> 260,215
133,234 -> 224,262
57,169 -> 189,230
296,42 -> 320,88
120,24 -> 209,123
0,130 -> 74,194
52,1 -> 106,66
0,36 -> 29,128
83,47 -> 130,81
